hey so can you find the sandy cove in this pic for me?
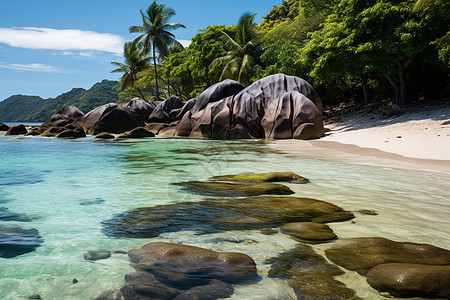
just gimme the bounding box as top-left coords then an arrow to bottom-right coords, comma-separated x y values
273,102 -> 450,177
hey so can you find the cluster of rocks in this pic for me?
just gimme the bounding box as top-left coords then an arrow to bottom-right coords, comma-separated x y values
325,237 -> 450,298
96,172 -> 360,299
1,74 -> 324,140
95,171 -> 450,299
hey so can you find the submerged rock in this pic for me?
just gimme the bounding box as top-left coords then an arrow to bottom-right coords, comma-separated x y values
84,250 -> 112,261
211,171 -> 309,184
366,263 -> 450,299
0,225 -> 43,258
5,124 -> 28,136
0,207 -> 35,222
175,180 -> 294,197
129,242 -> 257,283
267,243 -> 359,299
121,242 -> 254,299
325,237 -> 450,275
102,196 -> 354,238
281,222 -> 337,242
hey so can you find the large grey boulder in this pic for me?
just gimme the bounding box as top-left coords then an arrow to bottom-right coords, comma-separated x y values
190,79 -> 244,115
147,96 -> 184,124
81,104 -> 144,135
50,106 -> 84,123
175,74 -> 324,139
80,103 -> 119,134
122,98 -> 157,121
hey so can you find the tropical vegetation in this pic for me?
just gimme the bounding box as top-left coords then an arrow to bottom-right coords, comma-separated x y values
129,0 -> 186,100
112,0 -> 449,108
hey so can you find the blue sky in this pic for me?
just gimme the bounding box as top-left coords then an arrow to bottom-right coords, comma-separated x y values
0,0 -> 281,101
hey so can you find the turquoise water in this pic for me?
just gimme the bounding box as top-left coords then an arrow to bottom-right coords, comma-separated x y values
0,135 -> 449,299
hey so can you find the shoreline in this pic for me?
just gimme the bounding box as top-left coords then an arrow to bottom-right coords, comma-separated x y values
272,102 -> 450,177
272,139 -> 450,178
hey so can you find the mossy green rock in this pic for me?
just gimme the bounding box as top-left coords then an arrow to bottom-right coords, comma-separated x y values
175,180 -> 294,197
325,237 -> 450,275
289,270 -> 362,300
267,243 -> 360,300
366,263 -> 450,299
282,222 -> 337,242
212,172 -> 309,184
102,196 -> 354,238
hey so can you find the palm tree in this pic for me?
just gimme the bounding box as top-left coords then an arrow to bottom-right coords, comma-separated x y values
111,40 -> 151,100
211,13 -> 259,86
129,1 -> 185,100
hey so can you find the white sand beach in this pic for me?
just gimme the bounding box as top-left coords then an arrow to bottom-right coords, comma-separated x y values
273,102 -> 450,176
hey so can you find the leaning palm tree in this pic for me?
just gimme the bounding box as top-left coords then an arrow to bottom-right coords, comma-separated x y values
211,12 -> 259,86
111,40 -> 151,100
129,1 -> 185,100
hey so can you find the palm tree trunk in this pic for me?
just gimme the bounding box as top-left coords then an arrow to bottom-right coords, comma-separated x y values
137,88 -> 146,101
153,43 -> 160,101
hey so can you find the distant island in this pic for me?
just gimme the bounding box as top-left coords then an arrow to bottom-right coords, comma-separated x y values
0,80 -> 118,122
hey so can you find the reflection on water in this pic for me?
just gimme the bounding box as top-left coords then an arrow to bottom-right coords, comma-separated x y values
0,136 -> 449,299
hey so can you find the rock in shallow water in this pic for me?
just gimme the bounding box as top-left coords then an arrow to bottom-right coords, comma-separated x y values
211,171 -> 309,184
121,242 -> 254,299
102,196 -> 354,238
83,250 -> 112,261
5,124 -> 27,136
174,180 -> 294,197
266,243 -> 360,299
0,225 -> 43,258
325,237 -> 450,275
281,222 -> 337,242
366,263 -> 450,299
0,122 -> 10,131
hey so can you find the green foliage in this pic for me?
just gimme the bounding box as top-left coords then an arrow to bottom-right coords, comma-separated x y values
211,13 -> 260,86
260,0 -> 300,31
300,0 -> 449,104
0,95 -> 44,122
115,0 -> 448,107
111,40 -> 151,99
0,80 -> 118,122
129,0 -> 185,100
162,25 -> 236,99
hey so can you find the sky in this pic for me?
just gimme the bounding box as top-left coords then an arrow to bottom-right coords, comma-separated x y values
0,0 -> 282,101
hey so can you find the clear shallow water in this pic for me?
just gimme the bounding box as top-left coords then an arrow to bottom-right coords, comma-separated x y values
0,135 -> 449,299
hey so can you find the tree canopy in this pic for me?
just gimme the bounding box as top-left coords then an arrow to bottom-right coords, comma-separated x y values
111,0 -> 448,107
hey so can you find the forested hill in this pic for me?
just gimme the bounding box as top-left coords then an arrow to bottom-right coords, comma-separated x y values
0,80 -> 119,122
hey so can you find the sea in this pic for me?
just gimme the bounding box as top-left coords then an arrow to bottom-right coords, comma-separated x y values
0,130 -> 449,299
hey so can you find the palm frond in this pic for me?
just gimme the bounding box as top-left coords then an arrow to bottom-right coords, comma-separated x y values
220,31 -> 242,51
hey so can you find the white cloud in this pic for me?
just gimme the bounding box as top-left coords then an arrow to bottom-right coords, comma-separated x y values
0,27 -> 124,55
178,39 -> 191,48
0,63 -> 63,73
